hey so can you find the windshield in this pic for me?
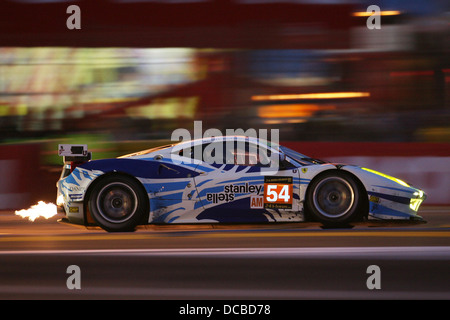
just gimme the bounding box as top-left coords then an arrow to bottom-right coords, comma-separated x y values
280,146 -> 326,165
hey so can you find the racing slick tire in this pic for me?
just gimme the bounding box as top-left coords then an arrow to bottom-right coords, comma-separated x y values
88,174 -> 148,232
306,171 -> 365,226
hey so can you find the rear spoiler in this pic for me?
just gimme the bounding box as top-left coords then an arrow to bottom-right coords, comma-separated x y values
58,144 -> 92,163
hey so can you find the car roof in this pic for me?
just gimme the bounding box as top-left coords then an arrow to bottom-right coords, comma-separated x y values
120,135 -> 279,159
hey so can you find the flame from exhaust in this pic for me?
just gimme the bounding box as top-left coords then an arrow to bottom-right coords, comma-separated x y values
15,201 -> 58,222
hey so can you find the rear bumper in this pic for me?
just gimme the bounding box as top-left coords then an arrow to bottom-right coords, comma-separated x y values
57,176 -> 88,226
57,188 -> 86,226
64,201 -> 86,226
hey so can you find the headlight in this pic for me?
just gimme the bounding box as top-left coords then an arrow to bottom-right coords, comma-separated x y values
410,190 -> 426,211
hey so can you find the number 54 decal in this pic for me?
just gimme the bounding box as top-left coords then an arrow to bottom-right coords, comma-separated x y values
264,176 -> 293,209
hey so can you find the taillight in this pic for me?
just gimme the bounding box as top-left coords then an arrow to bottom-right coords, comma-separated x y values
70,161 -> 86,173
60,161 -> 87,179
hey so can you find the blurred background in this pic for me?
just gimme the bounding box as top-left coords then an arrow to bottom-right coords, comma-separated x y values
0,0 -> 448,209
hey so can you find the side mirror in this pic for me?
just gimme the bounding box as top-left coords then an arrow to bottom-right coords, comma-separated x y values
276,152 -> 286,169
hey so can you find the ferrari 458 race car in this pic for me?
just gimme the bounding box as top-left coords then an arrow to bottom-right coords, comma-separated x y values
56,137 -> 426,232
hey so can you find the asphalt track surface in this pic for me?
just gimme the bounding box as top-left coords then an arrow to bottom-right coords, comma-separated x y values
0,206 -> 449,300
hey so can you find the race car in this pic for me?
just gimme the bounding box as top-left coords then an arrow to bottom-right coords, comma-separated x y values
56,136 -> 427,232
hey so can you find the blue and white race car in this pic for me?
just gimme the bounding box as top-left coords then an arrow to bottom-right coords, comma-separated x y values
56,136 -> 426,232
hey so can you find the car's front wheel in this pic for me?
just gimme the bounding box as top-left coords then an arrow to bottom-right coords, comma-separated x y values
88,174 -> 148,232
306,171 -> 365,226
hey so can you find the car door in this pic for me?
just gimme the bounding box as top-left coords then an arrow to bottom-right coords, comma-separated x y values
193,139 -> 301,223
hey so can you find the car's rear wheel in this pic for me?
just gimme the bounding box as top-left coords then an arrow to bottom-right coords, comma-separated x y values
88,175 -> 147,232
306,171 -> 364,226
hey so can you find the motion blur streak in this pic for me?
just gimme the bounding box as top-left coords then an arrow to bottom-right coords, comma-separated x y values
251,92 -> 370,101
352,10 -> 402,17
14,201 -> 57,222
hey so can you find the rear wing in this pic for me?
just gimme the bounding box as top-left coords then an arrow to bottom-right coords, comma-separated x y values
58,144 -> 92,163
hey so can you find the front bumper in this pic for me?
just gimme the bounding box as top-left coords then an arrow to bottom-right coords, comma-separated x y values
368,188 -> 427,221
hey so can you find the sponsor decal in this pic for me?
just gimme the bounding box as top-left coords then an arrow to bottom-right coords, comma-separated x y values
207,193 -> 234,203
69,185 -> 85,192
224,183 -> 262,195
263,176 -> 293,209
69,206 -> 79,213
250,196 -> 264,209
204,178 -> 294,210
206,183 -> 262,204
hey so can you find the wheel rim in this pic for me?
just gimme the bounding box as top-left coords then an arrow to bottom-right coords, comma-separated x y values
312,177 -> 355,219
96,182 -> 138,224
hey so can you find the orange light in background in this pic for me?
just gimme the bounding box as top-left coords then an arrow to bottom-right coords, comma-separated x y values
252,92 -> 370,101
257,104 -> 335,118
352,10 -> 401,17
263,119 -> 308,124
